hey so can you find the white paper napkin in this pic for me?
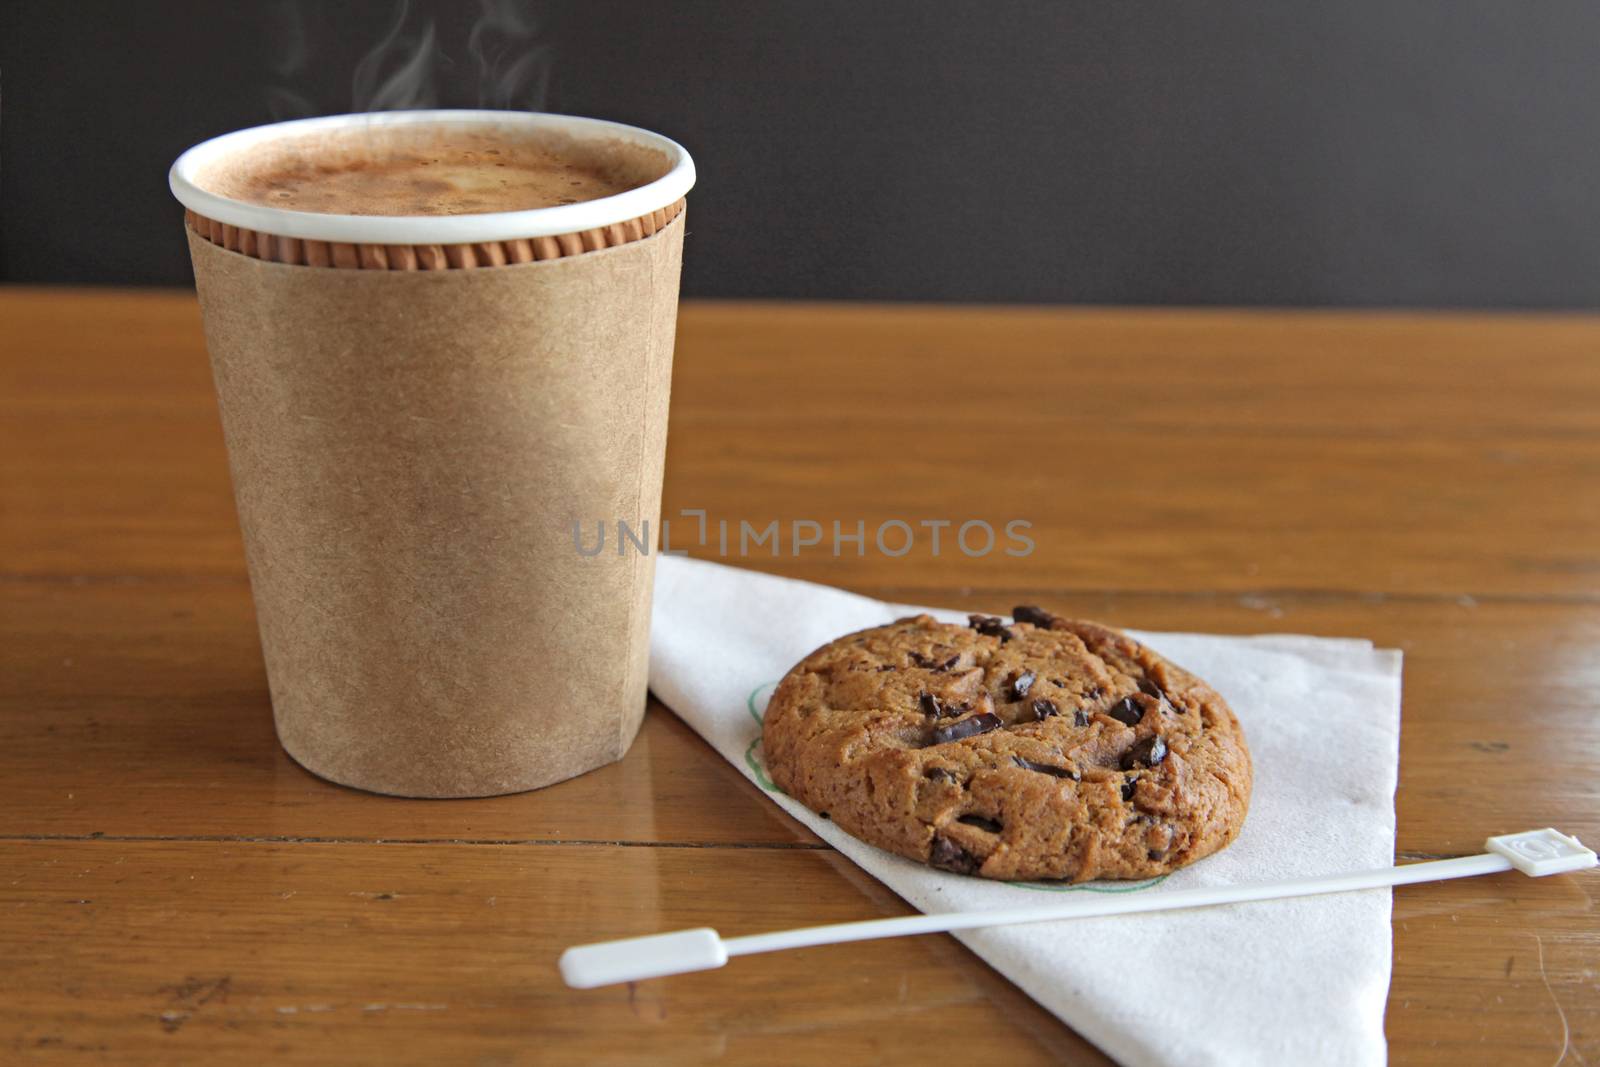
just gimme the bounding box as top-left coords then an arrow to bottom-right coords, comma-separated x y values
648,556 -> 1402,1067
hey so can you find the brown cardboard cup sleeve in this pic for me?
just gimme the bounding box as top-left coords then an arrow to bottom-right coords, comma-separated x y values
185,214 -> 685,797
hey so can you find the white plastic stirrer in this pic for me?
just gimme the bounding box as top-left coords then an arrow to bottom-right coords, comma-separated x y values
559,828 -> 1594,989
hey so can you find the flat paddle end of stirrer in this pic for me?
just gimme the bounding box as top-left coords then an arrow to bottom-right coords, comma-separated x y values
1485,829 -> 1596,877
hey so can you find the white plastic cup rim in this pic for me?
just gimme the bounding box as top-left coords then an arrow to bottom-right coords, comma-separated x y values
169,110 -> 696,246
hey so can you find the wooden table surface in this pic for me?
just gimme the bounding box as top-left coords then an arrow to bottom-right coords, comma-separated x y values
2,288 -> 1596,1065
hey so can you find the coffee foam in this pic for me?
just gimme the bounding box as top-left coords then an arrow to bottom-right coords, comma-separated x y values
197,122 -> 670,217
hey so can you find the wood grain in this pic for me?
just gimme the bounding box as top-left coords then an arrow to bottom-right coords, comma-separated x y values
6,292 -> 1600,599
0,840 -> 1090,1066
2,287 -> 1598,1065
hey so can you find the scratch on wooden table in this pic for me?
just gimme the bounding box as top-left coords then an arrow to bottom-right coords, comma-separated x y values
361,1002 -> 447,1013
156,974 -> 232,1033
1534,935 -> 1577,1067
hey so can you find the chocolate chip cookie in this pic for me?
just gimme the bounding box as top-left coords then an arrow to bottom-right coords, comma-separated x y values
762,608 -> 1251,881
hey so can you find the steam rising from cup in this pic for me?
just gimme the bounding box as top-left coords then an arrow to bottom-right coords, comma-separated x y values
467,0 -> 553,111
265,0 -> 314,120
352,0 -> 443,112
263,0 -> 554,120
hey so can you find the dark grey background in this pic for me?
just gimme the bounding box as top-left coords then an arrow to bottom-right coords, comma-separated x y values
3,1 -> 1598,306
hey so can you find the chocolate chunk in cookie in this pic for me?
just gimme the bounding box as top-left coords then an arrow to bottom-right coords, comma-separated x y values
967,615 -> 1014,643
1122,735 -> 1168,770
1107,696 -> 1144,727
930,712 -> 1002,745
1013,756 -> 1079,780
929,834 -> 980,874
1011,605 -> 1056,628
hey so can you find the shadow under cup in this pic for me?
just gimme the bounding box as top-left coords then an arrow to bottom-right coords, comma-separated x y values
170,111 -> 696,798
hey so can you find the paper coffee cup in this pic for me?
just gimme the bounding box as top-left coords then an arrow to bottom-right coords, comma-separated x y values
170,111 -> 695,797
